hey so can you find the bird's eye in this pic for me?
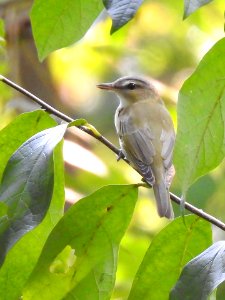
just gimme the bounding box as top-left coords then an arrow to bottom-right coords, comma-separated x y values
127,82 -> 136,90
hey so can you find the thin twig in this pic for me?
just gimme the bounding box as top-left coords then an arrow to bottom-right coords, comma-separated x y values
170,193 -> 225,230
1,75 -> 225,231
0,75 -> 128,161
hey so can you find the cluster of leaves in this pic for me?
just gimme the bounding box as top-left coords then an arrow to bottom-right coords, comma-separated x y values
0,0 -> 225,299
0,111 -> 214,299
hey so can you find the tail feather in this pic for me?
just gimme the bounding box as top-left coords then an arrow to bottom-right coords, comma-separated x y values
153,181 -> 174,219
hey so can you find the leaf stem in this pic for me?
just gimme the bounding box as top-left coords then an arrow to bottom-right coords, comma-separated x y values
1,75 -> 225,231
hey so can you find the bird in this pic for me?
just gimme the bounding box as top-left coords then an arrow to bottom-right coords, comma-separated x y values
97,76 -> 175,219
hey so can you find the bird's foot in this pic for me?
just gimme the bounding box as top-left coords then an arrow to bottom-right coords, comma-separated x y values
141,177 -> 154,188
117,149 -> 124,161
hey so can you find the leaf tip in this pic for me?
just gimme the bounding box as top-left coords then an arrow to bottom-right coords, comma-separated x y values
110,24 -> 119,35
37,50 -> 47,63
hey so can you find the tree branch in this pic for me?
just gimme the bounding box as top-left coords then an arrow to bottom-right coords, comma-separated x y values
1,75 -> 225,231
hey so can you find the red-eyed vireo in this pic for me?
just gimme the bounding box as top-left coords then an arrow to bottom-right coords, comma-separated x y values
97,76 -> 175,219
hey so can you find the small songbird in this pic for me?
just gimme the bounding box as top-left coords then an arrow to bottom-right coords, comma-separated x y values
97,76 -> 175,219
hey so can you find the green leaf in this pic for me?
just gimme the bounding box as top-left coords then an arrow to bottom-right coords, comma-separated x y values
0,124 -> 67,265
174,38 -> 225,193
103,0 -> 143,34
30,0 -> 103,61
128,215 -> 212,300
0,18 -> 5,48
183,0 -> 214,19
0,110 -> 55,181
0,18 -> 5,37
23,185 -> 138,300
170,241 -> 225,300
0,111 -> 65,299
0,141 -> 65,300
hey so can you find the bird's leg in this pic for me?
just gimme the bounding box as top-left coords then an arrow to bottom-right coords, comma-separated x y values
117,149 -> 125,161
141,175 -> 155,188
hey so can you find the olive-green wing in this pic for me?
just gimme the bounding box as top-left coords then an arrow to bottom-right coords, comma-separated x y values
160,106 -> 176,170
118,115 -> 156,185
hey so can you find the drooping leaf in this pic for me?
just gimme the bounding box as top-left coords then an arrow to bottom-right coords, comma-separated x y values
23,185 -> 138,300
103,0 -> 143,33
0,141 -> 65,300
174,38 -> 225,194
128,215 -> 212,300
0,124 -> 67,265
183,0 -> 214,19
30,0 -> 103,61
170,241 -> 225,300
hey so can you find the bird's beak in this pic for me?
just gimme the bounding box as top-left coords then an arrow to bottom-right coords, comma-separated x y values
96,82 -> 114,90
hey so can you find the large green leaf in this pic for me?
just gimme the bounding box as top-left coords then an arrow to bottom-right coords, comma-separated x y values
183,0 -> 214,18
171,241 -> 225,299
174,38 -> 225,194
30,0 -> 103,61
0,123 -> 67,265
103,0 -> 143,33
0,142 -> 65,300
128,215 -> 212,300
0,111 -> 65,299
23,185 -> 138,300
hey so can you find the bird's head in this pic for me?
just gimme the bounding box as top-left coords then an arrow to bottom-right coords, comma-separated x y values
97,76 -> 159,106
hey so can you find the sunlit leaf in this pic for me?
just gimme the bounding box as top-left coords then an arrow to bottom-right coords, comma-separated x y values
174,38 -> 225,194
30,0 -> 103,61
128,215 -> 212,300
170,241 -> 225,300
183,0 -> 214,18
0,124 -> 67,265
103,0 -> 143,33
23,185 -> 138,300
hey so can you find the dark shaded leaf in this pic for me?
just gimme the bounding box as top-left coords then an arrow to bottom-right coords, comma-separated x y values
0,124 -> 67,265
170,241 -> 225,300
183,0 -> 214,18
174,38 -> 225,194
128,215 -> 212,300
103,0 -> 143,33
0,142 -> 65,299
23,185 -> 138,300
30,0 -> 103,61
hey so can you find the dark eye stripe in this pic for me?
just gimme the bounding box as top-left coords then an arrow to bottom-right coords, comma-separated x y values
114,81 -> 144,90
127,82 -> 136,90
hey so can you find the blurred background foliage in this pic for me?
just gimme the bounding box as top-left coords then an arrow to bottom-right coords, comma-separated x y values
0,0 -> 225,298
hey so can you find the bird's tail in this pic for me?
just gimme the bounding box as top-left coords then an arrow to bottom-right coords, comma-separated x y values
153,180 -> 174,219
